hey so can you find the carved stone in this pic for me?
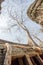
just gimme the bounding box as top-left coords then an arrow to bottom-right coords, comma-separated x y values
27,0 -> 43,27
0,39 -> 43,65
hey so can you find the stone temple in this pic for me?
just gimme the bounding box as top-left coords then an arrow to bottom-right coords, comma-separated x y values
0,0 -> 43,65
0,39 -> 43,65
0,40 -> 43,65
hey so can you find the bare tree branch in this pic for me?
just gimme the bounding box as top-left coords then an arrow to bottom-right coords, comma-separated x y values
7,4 -> 43,47
32,34 -> 43,43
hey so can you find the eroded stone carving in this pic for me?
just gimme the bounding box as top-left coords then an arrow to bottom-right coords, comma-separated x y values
27,0 -> 43,27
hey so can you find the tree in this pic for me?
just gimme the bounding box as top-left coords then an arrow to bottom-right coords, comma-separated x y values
7,4 -> 43,48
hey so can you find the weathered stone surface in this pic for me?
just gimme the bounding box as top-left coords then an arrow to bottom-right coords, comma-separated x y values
0,40 -> 43,65
27,0 -> 43,27
0,48 -> 6,65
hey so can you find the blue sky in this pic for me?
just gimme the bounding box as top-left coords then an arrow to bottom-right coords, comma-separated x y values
0,0 -> 43,45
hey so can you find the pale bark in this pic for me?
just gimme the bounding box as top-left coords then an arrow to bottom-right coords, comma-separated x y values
4,43 -> 12,65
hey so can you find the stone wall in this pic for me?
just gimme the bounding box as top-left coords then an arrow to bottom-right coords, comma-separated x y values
27,0 -> 43,27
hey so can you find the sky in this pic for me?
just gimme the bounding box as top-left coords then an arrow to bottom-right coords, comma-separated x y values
0,0 -> 43,45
